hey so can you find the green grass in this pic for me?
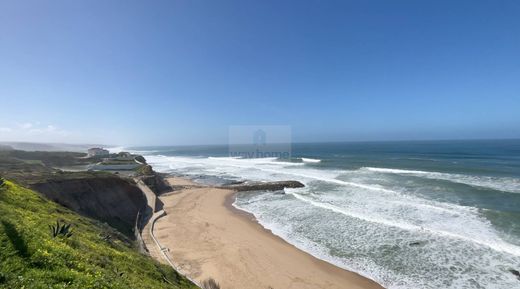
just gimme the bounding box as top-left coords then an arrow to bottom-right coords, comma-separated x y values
0,180 -> 198,289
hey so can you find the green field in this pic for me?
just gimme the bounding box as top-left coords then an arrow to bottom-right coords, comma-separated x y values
0,180 -> 197,289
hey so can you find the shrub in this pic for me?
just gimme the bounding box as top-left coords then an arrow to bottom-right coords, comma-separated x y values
49,220 -> 73,239
137,165 -> 154,175
201,278 -> 221,289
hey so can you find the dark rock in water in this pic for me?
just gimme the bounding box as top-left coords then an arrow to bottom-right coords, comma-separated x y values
509,269 -> 520,280
221,180 -> 304,192
195,175 -> 235,186
226,180 -> 245,185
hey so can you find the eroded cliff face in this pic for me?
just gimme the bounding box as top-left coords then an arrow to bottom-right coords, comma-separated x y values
139,174 -> 171,195
30,176 -> 146,237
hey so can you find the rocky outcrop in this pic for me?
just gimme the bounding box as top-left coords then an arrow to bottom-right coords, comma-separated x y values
220,180 -> 304,192
134,155 -> 147,164
510,269 -> 520,280
135,165 -> 172,195
140,174 -> 171,195
30,175 -> 146,237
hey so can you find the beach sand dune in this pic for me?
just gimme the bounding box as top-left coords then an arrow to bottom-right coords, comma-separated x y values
153,179 -> 383,289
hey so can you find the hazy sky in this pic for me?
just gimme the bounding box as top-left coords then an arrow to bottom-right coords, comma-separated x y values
1,0 -> 519,145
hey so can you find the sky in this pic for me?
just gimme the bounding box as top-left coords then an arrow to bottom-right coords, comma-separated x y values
0,0 -> 519,146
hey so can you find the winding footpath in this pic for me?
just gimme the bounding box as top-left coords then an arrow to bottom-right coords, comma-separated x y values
135,179 -> 200,287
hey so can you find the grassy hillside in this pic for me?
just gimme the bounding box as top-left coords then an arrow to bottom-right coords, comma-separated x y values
0,180 -> 197,289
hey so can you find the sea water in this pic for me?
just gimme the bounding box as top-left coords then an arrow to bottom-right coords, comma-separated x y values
122,140 -> 520,289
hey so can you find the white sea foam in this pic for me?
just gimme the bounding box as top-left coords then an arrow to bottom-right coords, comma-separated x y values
363,167 -> 520,193
233,192 -> 520,289
106,146 -> 126,153
286,190 -> 520,256
301,157 -> 321,163
106,146 -> 160,155
146,154 -> 519,251
232,200 -> 395,287
144,153 -> 520,289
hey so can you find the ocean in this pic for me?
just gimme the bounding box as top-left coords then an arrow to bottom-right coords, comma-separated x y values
122,140 -> 520,289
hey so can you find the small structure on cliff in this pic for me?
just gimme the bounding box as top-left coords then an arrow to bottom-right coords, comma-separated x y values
87,147 -> 109,157
89,152 -> 144,172
113,152 -> 136,162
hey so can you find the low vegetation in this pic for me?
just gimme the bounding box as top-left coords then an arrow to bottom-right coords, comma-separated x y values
0,180 -> 197,289
0,150 -> 90,167
136,164 -> 154,175
0,150 -> 103,187
49,220 -> 74,239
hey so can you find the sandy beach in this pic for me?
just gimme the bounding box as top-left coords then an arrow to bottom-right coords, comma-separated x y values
152,177 -> 384,289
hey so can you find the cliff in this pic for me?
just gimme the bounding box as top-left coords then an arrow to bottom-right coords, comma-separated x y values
0,180 -> 197,289
0,150 -> 155,237
30,175 -> 147,237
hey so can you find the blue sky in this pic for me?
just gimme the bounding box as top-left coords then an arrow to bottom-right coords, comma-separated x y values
0,0 -> 519,145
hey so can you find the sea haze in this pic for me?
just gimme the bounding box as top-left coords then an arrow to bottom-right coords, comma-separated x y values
123,139 -> 520,289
